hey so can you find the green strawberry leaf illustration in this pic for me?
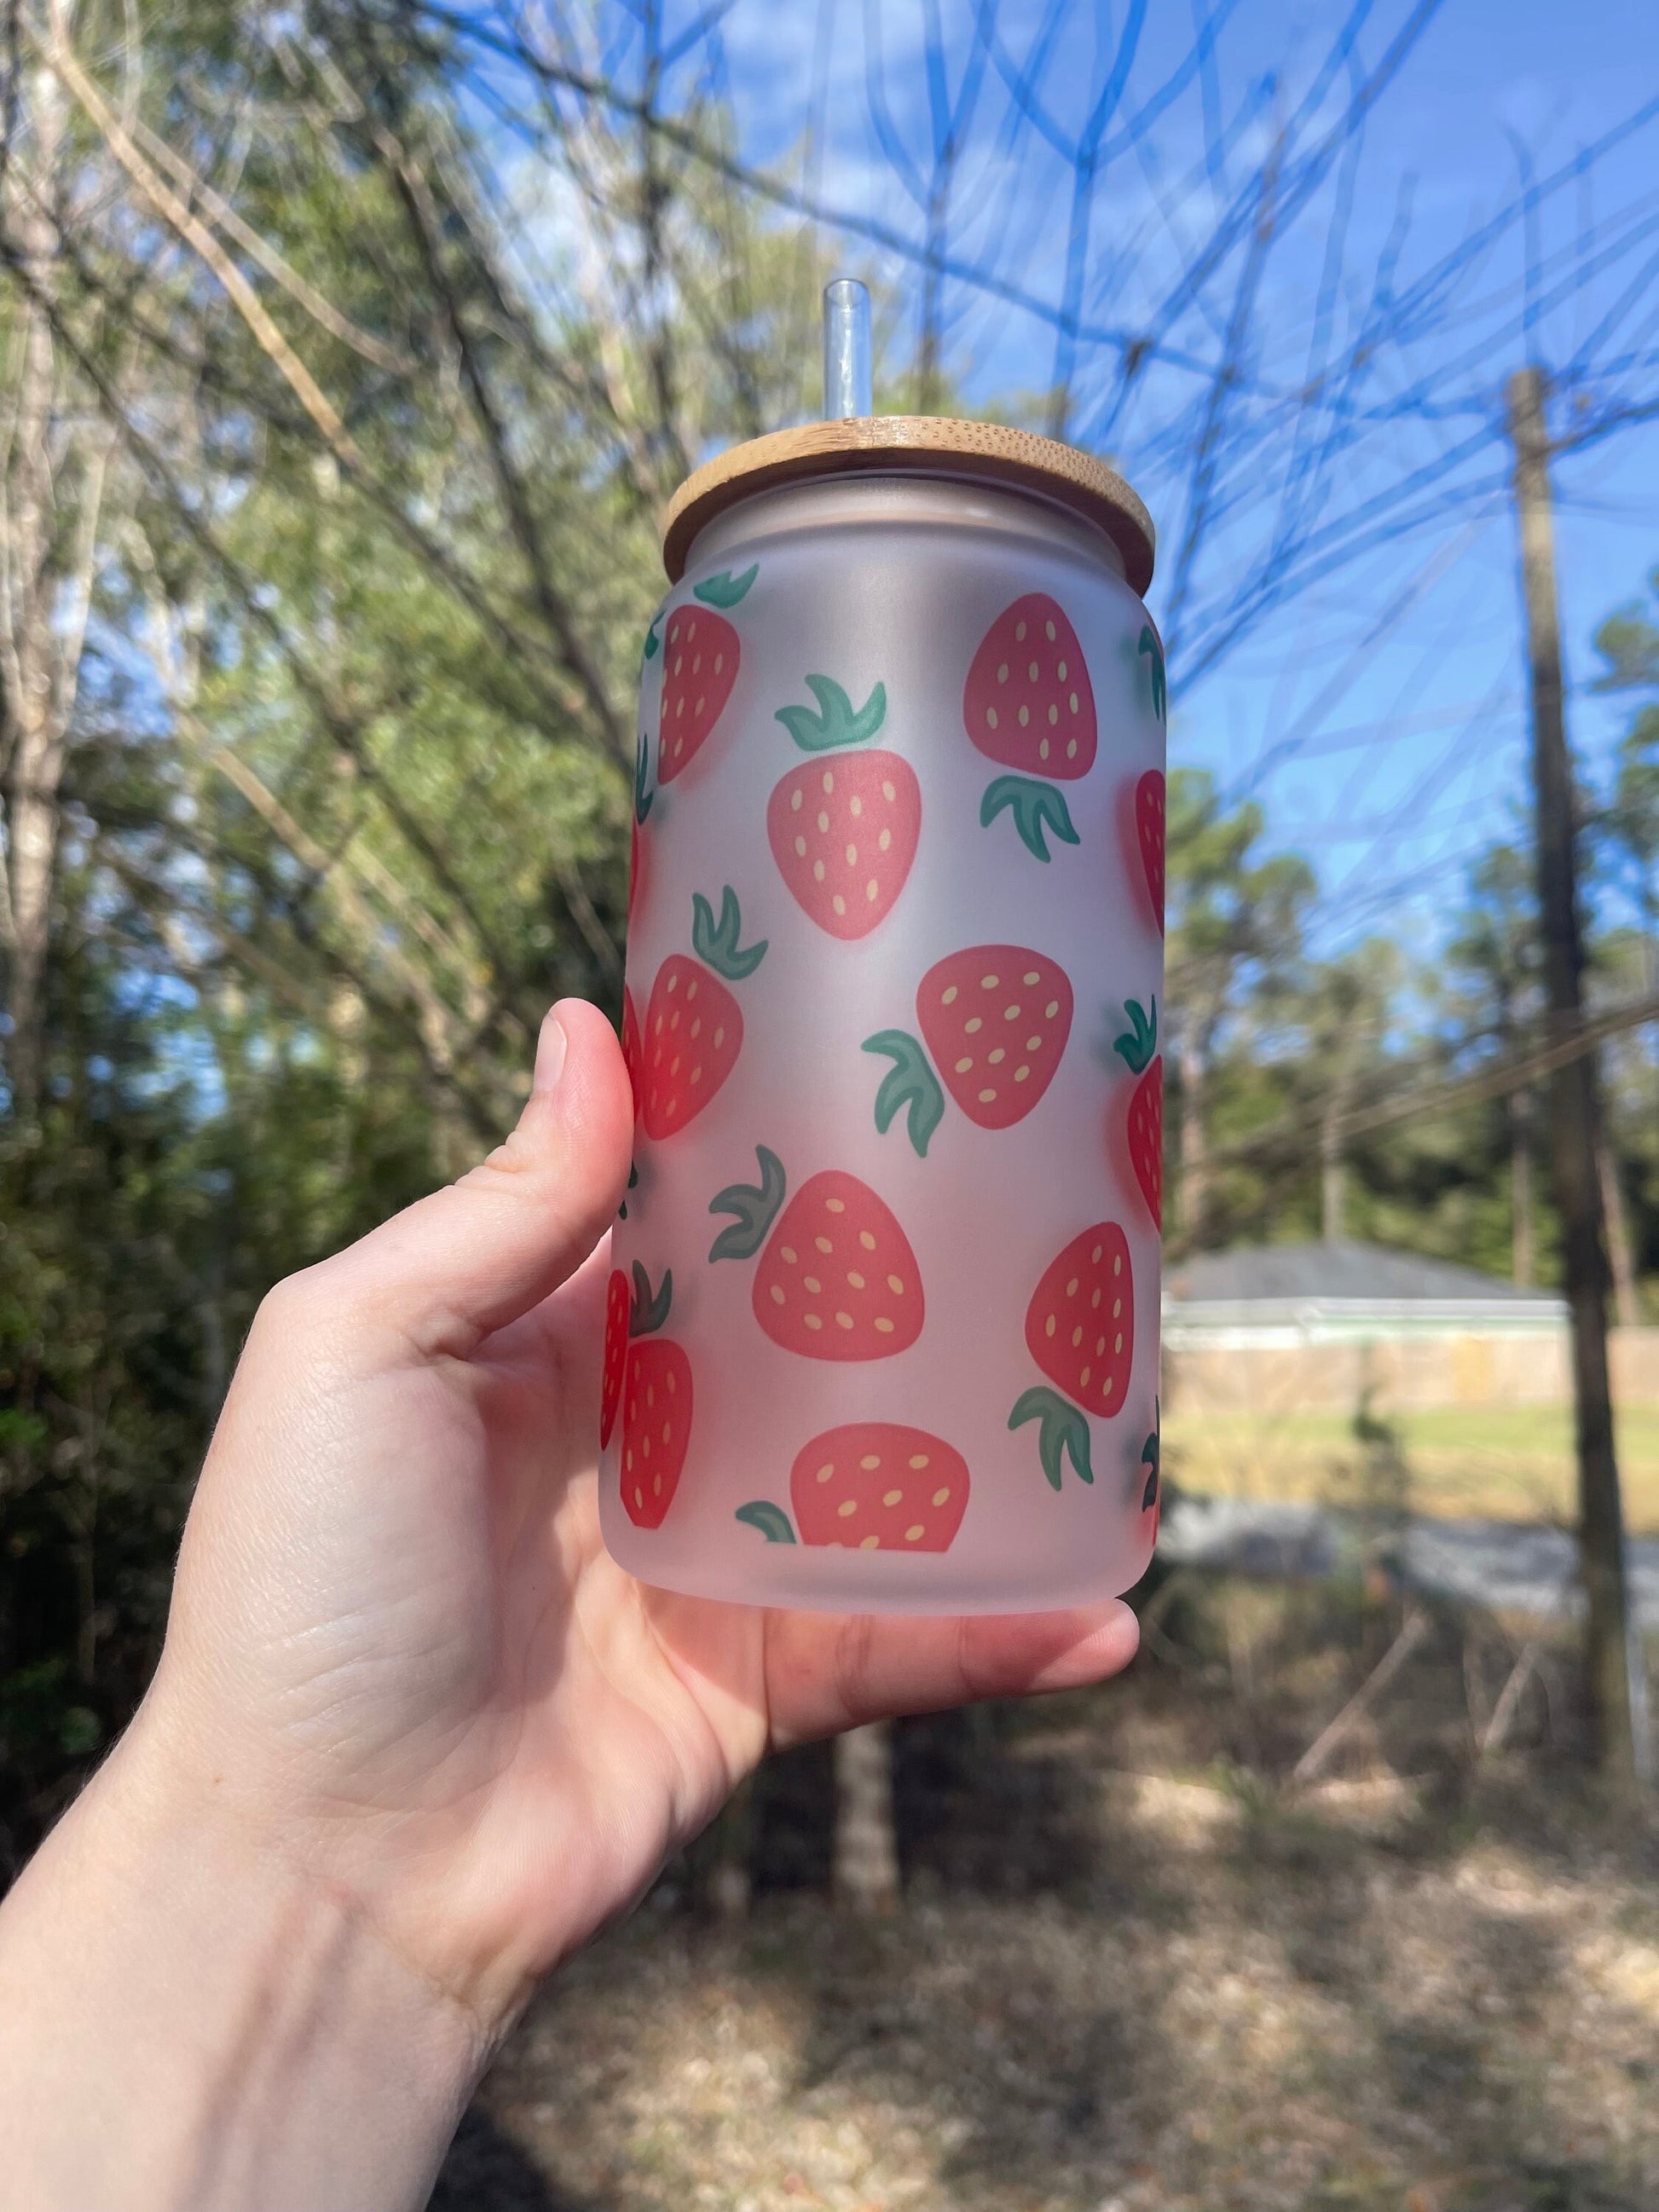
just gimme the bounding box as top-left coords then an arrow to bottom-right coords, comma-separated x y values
693,563 -> 759,609
643,610 -> 663,662
735,1500 -> 797,1544
633,729 -> 654,824
1113,996 -> 1157,1076
862,1029 -> 945,1158
691,886 -> 768,979
1138,625 -> 1166,724
629,1262 -> 673,1337
708,1145 -> 788,1262
775,674 -> 887,754
1009,1385 -> 1095,1490
980,775 -> 1080,863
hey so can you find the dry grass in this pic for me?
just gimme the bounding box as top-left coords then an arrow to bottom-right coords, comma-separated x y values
432,1577 -> 1659,2212
1162,1404 -> 1659,1533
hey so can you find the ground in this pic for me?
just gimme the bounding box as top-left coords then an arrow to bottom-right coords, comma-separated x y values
431,1577 -> 1659,2212
1164,1406 -> 1659,1533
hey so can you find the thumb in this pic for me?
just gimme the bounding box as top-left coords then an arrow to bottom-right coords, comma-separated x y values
318,997 -> 633,1360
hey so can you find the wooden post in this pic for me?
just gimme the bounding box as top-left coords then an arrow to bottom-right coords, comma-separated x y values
1506,366 -> 1643,1782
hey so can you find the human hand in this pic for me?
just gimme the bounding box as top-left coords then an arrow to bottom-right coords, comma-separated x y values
0,1000 -> 1136,2209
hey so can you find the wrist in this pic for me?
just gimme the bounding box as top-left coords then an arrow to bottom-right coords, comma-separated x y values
0,1715 -> 488,2212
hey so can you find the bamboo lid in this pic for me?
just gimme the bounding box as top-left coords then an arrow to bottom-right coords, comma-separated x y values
662,415 -> 1155,597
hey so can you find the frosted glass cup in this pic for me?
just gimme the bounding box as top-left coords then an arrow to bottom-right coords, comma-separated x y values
600,419 -> 1165,1613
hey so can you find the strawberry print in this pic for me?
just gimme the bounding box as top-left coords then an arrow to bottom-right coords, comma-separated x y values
1137,623 -> 1166,725
616,1264 -> 693,1529
1009,1222 -> 1134,1488
864,946 -> 1073,1155
966,593 -> 1095,863
1113,996 -> 1162,1229
768,676 -> 920,938
708,1146 -> 923,1360
629,728 -> 653,927
600,1269 -> 630,1448
621,985 -> 642,1119
639,887 -> 767,1141
732,1426 -> 969,1552
1135,769 -> 1165,934
659,608 -> 739,783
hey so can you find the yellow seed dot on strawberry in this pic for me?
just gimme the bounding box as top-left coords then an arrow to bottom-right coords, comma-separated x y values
1045,1315 -> 1056,1337
1039,738 -> 1050,759
882,781 -> 896,801
997,661 -> 1009,683
669,1055 -> 680,1075
865,879 -> 878,900
780,1245 -> 797,1263
1091,1288 -> 1102,1308
814,1235 -> 833,1253
817,1462 -> 835,1481
883,1487 -> 902,1506
835,1310 -> 853,1329
690,1067 -> 702,1085
770,1285 -> 785,1305
1019,705 -> 1030,726
954,1055 -> 974,1074
873,1317 -> 894,1333
626,1449 -> 635,1470
822,770 -> 835,793
692,654 -> 702,673
1015,620 -> 1027,641
1066,1276 -> 1079,1297
816,811 -> 830,833
713,1026 -> 725,1047
804,1314 -> 823,1331
1066,738 -> 1078,759
941,985 -> 958,1005
850,795 -> 863,817
910,1454 -> 930,1470
662,1422 -> 672,1444
1045,620 -> 1056,641
825,1198 -> 845,1213
904,1525 -> 925,1543
1072,1325 -> 1084,1348
1079,1366 -> 1091,1389
860,1231 -> 876,1250
878,829 -> 892,852
1048,704 -> 1059,725
791,788 -> 803,811
988,1048 -> 1006,1066
794,835 -> 806,857
1057,660 -> 1066,680
673,656 -> 683,674
986,707 -> 999,730
714,653 -> 724,673
847,1270 -> 865,1289
1091,1245 -> 1103,1263
1014,1065 -> 1030,1081
860,1534 -> 881,1551
1028,659 -> 1039,681
981,973 -> 999,990
1114,1333 -> 1124,1353
978,1087 -> 997,1103
837,1499 -> 857,1517
1045,998 -> 1060,1017
804,1275 -> 821,1294
1113,1253 -> 1123,1274
1026,1036 -> 1042,1052
887,1274 -> 904,1294
633,1486 -> 643,1506
1070,691 -> 1079,712
812,859 -> 825,881
1095,1335 -> 1107,1354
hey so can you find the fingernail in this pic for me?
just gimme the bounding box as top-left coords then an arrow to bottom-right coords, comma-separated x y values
533,1012 -> 568,1094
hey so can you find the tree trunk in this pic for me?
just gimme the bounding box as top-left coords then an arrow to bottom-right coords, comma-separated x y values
1511,1083 -> 1535,1285
1321,1109 -> 1344,1243
833,1722 -> 899,1914
1506,365 -> 1642,1783
1596,1108 -> 1641,1329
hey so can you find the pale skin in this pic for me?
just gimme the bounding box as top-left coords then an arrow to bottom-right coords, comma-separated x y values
0,1001 -> 1139,2211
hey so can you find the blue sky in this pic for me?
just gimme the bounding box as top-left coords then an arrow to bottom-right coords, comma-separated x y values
597,0 -> 1659,958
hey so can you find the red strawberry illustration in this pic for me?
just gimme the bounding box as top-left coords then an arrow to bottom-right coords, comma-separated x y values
621,985 -> 642,1118
731,1426 -> 970,1552
617,1263 -> 692,1529
708,1146 -> 923,1360
600,1269 -> 630,1448
656,563 -> 759,785
1113,996 -> 1162,1229
1135,769 -> 1165,934
1009,1222 -> 1134,1488
966,594 -> 1095,863
639,887 -> 767,1141
768,676 -> 920,938
629,728 -> 653,927
864,946 -> 1073,1154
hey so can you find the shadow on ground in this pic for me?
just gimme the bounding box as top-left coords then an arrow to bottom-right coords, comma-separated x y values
437,1572 -> 1659,2212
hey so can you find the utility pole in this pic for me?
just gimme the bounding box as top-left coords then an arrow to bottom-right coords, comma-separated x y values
1506,365 -> 1645,1782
